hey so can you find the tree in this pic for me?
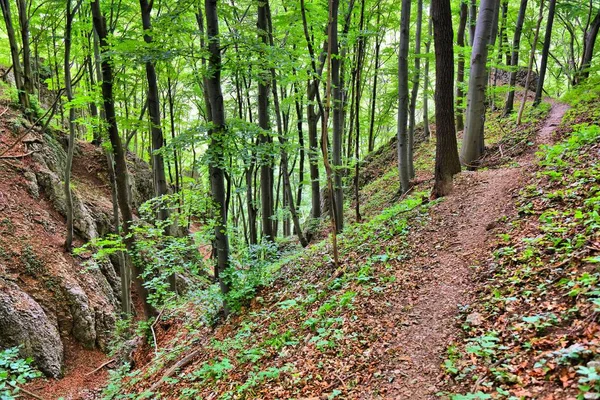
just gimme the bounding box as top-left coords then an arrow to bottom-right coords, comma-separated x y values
205,0 -> 232,311
91,0 -> 153,318
0,0 -> 30,111
503,0 -> 528,116
330,0 -> 343,232
63,0 -> 79,251
456,0 -> 468,131
397,0 -> 411,194
517,0 -> 545,125
257,0 -> 275,241
431,0 -> 461,198
578,6 -> 600,82
533,0 -> 557,106
407,0 -> 423,179
460,0 -> 498,168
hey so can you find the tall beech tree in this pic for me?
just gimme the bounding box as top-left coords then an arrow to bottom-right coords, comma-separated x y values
534,0 -> 557,106
431,0 -> 461,198
504,0 -> 528,116
455,0 -> 468,132
397,0 -> 411,194
205,0 -> 231,308
461,0 -> 498,168
91,0 -> 152,317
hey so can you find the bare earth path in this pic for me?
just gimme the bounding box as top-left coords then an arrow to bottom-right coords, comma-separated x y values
381,102 -> 570,399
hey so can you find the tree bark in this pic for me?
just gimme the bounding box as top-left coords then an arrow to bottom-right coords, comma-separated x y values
16,0 -> 33,95
367,7 -> 381,153
469,0 -> 477,46
431,0 -> 462,198
63,0 -> 76,251
407,0 -> 423,179
91,0 -> 153,318
460,0 -> 498,168
517,0 -> 545,125
423,15 -> 432,139
397,0 -> 411,194
0,0 -> 29,110
330,0 -> 343,233
503,0 -> 528,116
533,0 -> 556,106
257,0 -> 275,241
205,0 -> 232,312
456,1 -> 467,131
578,8 -> 600,82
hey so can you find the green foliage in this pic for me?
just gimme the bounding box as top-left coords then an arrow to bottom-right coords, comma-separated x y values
0,347 -> 41,400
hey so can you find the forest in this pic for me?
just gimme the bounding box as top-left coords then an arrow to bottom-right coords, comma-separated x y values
0,0 -> 599,398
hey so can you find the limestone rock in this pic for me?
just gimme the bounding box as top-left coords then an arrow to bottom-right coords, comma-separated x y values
0,279 -> 63,377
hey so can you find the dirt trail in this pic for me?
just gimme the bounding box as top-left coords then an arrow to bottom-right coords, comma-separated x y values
381,102 -> 569,399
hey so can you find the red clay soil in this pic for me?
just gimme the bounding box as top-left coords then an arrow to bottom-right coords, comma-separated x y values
378,101 -> 569,399
24,340 -> 111,400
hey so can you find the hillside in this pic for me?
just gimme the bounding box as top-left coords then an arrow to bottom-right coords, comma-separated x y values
0,86 -> 153,395
74,90 -> 600,400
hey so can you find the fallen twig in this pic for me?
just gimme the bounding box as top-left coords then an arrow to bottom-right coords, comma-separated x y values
6,381 -> 45,400
85,358 -> 115,376
0,150 -> 39,160
149,349 -> 201,392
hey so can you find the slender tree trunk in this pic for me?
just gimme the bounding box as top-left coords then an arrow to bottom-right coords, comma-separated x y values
265,1 -> 308,246
469,0 -> 477,46
353,0 -> 366,222
460,0 -> 498,168
431,0 -> 462,198
367,7 -> 381,153
330,0 -> 343,233
0,0 -> 29,110
257,0 -> 275,241
300,0 -> 324,219
503,0 -> 528,116
16,0 -> 33,95
294,81 -> 305,210
167,76 -> 180,195
533,0 -> 556,106
397,0 -> 411,194
578,8 -> 600,82
423,15 -> 432,139
456,1 -> 468,131
517,0 -> 545,125
205,0 -> 232,312
91,0 -> 153,318
63,0 -> 76,251
408,0 -> 423,179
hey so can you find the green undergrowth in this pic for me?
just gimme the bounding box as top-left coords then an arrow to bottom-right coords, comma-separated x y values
105,191 -> 436,399
0,347 -> 41,400
442,93 -> 600,399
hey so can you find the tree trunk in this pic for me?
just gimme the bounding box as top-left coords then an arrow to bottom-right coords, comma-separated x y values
503,0 -> 528,116
257,0 -> 275,241
423,15 -> 432,139
16,0 -> 33,95
0,0 -> 29,110
300,0 -> 324,220
578,8 -> 600,82
397,0 -> 411,194
330,0 -> 343,233
205,0 -> 232,312
431,0 -> 462,198
517,0 -> 545,125
91,0 -> 153,318
460,0 -> 498,168
139,0 -> 175,292
469,0 -> 477,46
533,0 -> 556,106
63,0 -> 76,251
456,1 -> 468,131
353,0 -> 366,222
408,0 -> 423,180
367,7 -> 381,153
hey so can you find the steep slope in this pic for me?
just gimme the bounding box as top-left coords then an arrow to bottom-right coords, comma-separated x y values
0,89 -> 152,381
101,100 -> 556,399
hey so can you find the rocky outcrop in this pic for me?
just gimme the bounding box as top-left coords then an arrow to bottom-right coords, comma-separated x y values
0,279 -> 63,378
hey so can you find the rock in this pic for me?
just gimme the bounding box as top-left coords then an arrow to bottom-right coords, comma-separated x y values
466,311 -> 484,326
63,281 -> 96,349
23,171 -> 39,199
0,279 -> 63,377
